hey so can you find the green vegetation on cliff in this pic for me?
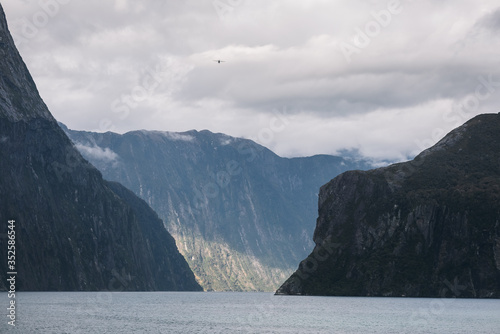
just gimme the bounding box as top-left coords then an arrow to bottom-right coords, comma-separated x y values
63,127 -> 371,291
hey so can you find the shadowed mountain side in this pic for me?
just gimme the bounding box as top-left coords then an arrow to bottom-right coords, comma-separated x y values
63,126 -> 372,291
277,113 -> 500,298
0,3 -> 201,291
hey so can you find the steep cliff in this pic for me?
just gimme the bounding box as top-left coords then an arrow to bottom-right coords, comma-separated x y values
277,113 -> 500,297
0,3 -> 201,291
62,126 -> 371,291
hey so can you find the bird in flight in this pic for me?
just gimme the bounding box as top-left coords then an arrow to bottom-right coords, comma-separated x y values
213,60 -> 226,64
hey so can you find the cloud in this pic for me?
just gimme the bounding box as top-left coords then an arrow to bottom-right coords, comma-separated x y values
475,7 -> 500,31
147,131 -> 195,142
164,132 -> 195,142
2,0 -> 500,162
75,143 -> 120,165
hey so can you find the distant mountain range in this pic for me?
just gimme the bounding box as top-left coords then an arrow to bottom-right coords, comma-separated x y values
63,126 -> 372,291
277,113 -> 500,298
0,3 -> 201,291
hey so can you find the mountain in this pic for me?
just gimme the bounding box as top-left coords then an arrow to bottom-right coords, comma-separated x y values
62,126 -> 372,291
276,113 -> 500,298
0,3 -> 201,291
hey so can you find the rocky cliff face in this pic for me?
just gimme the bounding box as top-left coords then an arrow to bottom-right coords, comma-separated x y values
0,4 -> 201,291
62,126 -> 371,291
277,113 -> 500,297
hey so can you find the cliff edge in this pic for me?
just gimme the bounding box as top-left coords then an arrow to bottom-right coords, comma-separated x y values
277,113 -> 500,298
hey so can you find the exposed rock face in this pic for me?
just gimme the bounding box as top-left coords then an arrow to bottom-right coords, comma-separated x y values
277,114 -> 500,298
0,4 -> 201,291
63,126 -> 371,291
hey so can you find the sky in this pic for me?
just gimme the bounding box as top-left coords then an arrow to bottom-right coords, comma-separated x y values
3,0 -> 500,162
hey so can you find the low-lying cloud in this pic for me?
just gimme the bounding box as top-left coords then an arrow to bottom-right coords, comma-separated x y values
75,143 -> 120,166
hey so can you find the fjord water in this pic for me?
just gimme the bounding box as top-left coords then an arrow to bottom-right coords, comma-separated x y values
2,292 -> 499,333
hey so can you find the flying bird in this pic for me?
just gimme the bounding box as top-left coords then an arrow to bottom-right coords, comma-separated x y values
213,60 -> 226,64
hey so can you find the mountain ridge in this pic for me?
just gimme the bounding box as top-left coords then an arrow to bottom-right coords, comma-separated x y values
0,3 -> 201,291
63,123 -> 373,291
277,113 -> 500,298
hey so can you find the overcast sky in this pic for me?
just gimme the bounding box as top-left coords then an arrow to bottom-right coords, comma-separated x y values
3,0 -> 500,162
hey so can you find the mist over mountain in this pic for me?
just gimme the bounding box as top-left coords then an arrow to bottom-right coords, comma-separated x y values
63,125 -> 372,291
277,113 -> 500,298
0,3 -> 201,291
